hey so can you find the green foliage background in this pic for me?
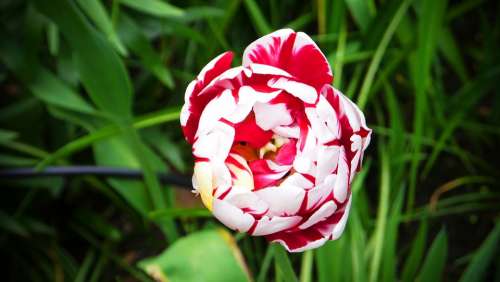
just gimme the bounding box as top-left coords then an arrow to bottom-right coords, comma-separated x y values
0,0 -> 499,281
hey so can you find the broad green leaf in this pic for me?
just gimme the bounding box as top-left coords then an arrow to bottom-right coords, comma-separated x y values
93,136 -> 152,214
459,221 -> 500,282
0,41 -> 97,115
417,228 -> 448,282
139,229 -> 251,282
119,0 -> 184,18
33,0 -> 133,118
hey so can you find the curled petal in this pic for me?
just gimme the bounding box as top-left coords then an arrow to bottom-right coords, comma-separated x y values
243,29 -> 332,90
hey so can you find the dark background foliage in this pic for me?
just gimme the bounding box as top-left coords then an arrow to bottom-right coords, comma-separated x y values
0,0 -> 499,281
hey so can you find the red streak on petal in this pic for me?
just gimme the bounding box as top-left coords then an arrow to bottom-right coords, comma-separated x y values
218,187 -> 232,200
234,113 -> 273,149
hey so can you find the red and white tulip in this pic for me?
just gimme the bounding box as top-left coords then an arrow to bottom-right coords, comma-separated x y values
180,29 -> 371,252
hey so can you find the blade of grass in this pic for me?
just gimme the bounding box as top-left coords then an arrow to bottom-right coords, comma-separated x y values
459,221 -> 500,282
344,0 -> 375,32
402,220 -> 428,282
273,244 -> 299,282
408,0 -> 448,211
417,228 -> 448,282
300,250 -> 313,282
257,245 -> 275,282
381,185 -> 405,282
74,250 -> 96,282
369,145 -> 391,282
119,0 -> 184,18
421,67 -> 500,178
35,107 -> 180,170
356,0 -> 412,110
243,0 -> 272,35
117,14 -> 174,88
76,0 -> 128,55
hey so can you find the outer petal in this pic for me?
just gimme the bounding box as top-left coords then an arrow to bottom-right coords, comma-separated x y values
243,29 -> 332,90
181,52 -> 234,143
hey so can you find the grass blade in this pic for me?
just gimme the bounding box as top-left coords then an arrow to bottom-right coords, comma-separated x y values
243,0 -> 272,35
417,228 -> 448,282
356,0 -> 412,109
459,221 -> 500,282
273,244 -> 299,282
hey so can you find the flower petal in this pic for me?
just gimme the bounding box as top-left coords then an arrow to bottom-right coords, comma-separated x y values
242,29 -> 332,89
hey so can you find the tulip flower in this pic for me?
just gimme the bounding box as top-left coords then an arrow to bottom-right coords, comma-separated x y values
180,29 -> 371,252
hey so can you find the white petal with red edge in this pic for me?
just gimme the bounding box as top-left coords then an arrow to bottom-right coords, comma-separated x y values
305,107 -> 337,144
299,201 -> 337,230
180,80 -> 197,127
196,89 -> 236,136
254,184 -> 305,217
330,196 -> 352,240
273,125 -> 300,139
192,122 -> 234,161
281,173 -> 314,189
242,28 -> 294,66
225,191 -> 268,215
268,77 -> 317,104
249,63 -> 292,77
254,102 -> 293,130
315,145 -> 340,185
333,148 -> 349,203
316,95 -> 340,138
197,51 -> 233,82
212,199 -> 255,232
307,173 -> 336,210
252,215 -> 302,236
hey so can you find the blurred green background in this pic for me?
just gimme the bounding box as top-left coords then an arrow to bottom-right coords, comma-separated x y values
1,0 -> 499,281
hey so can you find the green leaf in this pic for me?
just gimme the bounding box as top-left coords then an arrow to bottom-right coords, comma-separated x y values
417,228 -> 448,282
35,107 -> 180,170
117,14 -> 175,88
402,220 -> 428,282
119,0 -> 184,18
369,146 -> 391,282
74,250 -> 96,282
0,41 -> 97,115
344,0 -> 376,32
381,186 -> 405,282
459,221 -> 500,282
138,229 -> 251,282
243,0 -> 272,35
408,0 -> 448,211
257,246 -> 275,282
33,0 -> 133,118
299,250 -> 313,282
356,0 -> 411,109
439,27 -> 468,82
273,244 -> 299,282
76,0 -> 128,55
